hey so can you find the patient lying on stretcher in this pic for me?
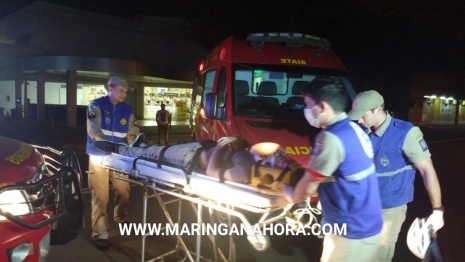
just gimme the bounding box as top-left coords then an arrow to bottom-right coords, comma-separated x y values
95,136 -> 304,188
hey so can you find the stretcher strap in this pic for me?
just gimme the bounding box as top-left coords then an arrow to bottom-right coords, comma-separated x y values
157,145 -> 171,168
218,150 -> 234,183
253,160 -> 264,177
186,147 -> 205,174
276,165 -> 291,182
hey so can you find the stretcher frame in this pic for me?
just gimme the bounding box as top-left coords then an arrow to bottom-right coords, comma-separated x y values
101,154 -> 321,262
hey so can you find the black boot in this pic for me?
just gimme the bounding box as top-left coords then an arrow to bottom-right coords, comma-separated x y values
95,140 -> 125,153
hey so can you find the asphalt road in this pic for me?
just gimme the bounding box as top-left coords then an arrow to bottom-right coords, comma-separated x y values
1,118 -> 465,261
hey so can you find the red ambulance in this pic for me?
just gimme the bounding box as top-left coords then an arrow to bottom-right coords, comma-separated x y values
0,136 -> 83,262
190,32 -> 357,166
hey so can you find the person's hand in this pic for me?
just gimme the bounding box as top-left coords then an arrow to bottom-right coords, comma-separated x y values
217,136 -> 240,147
282,185 -> 294,203
127,134 -> 136,144
426,210 -> 444,233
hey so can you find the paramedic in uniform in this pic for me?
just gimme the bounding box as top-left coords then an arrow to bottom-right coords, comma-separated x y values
282,77 -> 383,262
348,90 -> 444,262
86,76 -> 139,250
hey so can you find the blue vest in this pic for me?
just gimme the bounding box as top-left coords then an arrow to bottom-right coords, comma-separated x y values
86,96 -> 133,156
317,118 -> 382,239
370,118 -> 416,208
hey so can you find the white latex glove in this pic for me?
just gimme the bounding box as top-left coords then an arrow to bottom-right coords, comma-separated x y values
217,136 -> 240,147
426,210 -> 444,233
282,185 -> 294,203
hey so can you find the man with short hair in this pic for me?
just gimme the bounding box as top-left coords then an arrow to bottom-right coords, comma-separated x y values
86,76 -> 139,250
156,103 -> 171,145
348,90 -> 444,262
283,77 -> 383,262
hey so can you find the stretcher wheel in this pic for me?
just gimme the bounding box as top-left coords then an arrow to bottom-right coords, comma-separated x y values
247,234 -> 270,252
175,249 -> 187,262
216,209 -> 229,224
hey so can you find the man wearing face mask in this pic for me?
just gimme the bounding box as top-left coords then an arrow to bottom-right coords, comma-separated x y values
348,90 -> 444,262
283,77 -> 383,262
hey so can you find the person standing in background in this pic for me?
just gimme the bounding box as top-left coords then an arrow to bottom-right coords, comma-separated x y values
156,103 -> 171,145
86,76 -> 138,250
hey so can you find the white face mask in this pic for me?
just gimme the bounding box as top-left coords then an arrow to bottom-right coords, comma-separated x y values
304,105 -> 321,128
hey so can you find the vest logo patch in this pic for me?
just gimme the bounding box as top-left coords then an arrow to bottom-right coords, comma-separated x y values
380,155 -> 389,166
105,117 -> 111,125
88,110 -> 96,119
120,118 -> 127,125
312,137 -> 325,156
419,139 -> 428,152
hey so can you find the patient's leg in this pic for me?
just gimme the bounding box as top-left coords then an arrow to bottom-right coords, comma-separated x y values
118,145 -> 165,159
96,140 -> 206,168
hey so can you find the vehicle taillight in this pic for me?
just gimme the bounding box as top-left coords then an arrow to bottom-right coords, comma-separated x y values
199,61 -> 204,72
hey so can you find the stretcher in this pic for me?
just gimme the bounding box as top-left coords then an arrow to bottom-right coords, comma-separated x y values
100,153 -> 322,262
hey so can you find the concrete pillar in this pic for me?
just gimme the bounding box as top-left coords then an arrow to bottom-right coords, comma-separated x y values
433,99 -> 440,121
23,80 -> 28,122
14,79 -> 22,118
66,70 -> 78,127
37,71 -> 46,121
134,82 -> 145,120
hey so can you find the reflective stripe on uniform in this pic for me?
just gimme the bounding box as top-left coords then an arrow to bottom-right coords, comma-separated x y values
345,164 -> 376,181
322,164 -> 376,183
102,129 -> 127,138
376,165 -> 415,177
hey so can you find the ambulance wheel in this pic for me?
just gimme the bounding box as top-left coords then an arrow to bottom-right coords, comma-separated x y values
247,234 -> 270,252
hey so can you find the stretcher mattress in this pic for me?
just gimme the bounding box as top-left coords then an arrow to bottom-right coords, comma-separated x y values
187,172 -> 290,209
101,154 -> 291,209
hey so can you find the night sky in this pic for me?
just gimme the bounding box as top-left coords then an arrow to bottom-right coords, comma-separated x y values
1,0 -> 465,109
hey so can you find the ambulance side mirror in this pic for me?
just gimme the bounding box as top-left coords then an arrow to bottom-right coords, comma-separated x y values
205,93 -> 225,120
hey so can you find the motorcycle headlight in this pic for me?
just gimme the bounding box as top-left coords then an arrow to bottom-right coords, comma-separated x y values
0,190 -> 31,221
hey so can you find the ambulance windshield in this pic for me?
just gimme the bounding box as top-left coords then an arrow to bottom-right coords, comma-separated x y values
233,64 -> 356,119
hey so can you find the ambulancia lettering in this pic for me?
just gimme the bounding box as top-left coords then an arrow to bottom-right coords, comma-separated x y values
285,146 -> 312,155
280,59 -> 307,65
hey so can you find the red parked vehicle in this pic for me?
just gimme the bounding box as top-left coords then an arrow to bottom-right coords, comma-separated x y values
0,136 -> 83,262
190,32 -> 358,166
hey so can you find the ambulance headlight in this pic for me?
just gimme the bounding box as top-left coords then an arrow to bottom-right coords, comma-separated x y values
0,190 -> 31,220
250,142 -> 281,166
250,142 -> 280,158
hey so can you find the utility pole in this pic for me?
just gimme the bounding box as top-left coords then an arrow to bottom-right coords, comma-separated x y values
454,99 -> 461,126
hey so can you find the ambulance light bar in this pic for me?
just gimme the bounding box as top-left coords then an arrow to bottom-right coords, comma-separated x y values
246,32 -> 331,49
